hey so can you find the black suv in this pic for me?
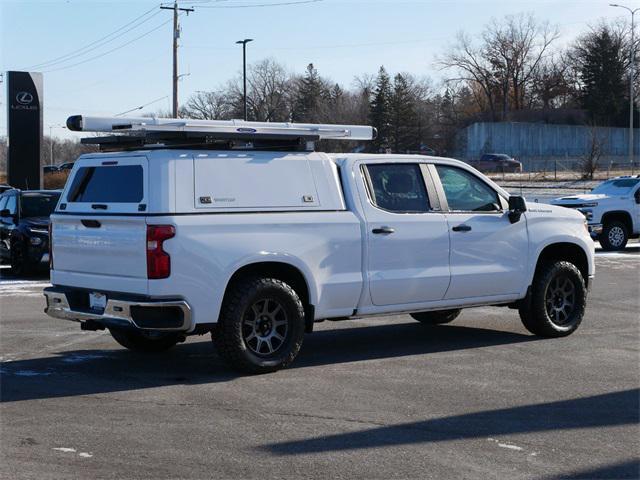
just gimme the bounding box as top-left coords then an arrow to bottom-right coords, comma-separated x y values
0,189 -> 61,275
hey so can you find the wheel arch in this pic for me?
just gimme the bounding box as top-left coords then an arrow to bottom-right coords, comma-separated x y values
533,242 -> 590,288
221,260 -> 316,331
601,210 -> 633,231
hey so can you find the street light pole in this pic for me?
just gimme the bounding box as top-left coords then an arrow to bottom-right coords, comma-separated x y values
236,38 -> 253,121
610,4 -> 639,172
47,125 -> 66,166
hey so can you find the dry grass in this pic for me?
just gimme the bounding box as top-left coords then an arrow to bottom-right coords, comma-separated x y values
486,168 -> 637,183
0,171 -> 69,189
43,171 -> 70,189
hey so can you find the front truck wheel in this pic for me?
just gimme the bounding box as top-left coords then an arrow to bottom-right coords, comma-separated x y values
109,328 -> 181,352
519,260 -> 587,337
599,220 -> 628,251
410,309 -> 461,325
213,277 -> 305,374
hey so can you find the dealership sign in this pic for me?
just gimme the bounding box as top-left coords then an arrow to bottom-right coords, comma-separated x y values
6,71 -> 43,189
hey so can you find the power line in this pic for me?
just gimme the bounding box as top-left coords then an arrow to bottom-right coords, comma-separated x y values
24,4 -> 162,70
116,95 -> 169,116
196,0 -> 323,8
42,18 -> 173,73
27,10 -> 163,71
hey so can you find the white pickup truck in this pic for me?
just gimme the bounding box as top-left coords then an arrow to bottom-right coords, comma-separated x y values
550,176 -> 640,251
44,116 -> 595,373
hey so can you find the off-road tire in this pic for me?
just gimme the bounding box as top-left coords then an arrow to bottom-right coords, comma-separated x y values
599,220 -> 628,251
519,261 -> 586,337
410,309 -> 461,325
213,277 -> 305,374
109,328 -> 180,352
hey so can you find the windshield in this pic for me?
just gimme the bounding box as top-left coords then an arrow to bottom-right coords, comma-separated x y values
20,192 -> 60,217
591,178 -> 640,195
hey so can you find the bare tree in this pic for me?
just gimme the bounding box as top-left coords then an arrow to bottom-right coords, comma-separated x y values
580,125 -> 607,179
227,58 -> 292,122
439,13 -> 559,120
183,91 -> 233,120
528,54 -> 574,109
438,32 -> 500,120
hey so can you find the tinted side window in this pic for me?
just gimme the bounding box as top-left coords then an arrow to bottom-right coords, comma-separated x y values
68,165 -> 143,203
436,165 -> 500,212
365,163 -> 430,213
20,193 -> 60,217
0,196 -> 7,211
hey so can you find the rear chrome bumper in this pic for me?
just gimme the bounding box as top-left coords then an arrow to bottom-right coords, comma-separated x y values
43,286 -> 192,332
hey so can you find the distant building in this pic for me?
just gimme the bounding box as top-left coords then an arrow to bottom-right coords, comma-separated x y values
455,122 -> 639,168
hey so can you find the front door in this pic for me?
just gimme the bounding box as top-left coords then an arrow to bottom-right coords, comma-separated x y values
357,162 -> 450,306
433,164 -> 529,300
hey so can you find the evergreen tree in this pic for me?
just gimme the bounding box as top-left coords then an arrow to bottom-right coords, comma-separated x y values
390,73 -> 419,153
369,66 -> 392,152
575,26 -> 626,126
292,63 -> 327,123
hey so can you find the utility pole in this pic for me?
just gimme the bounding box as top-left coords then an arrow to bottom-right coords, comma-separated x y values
236,39 -> 253,121
49,125 -> 54,166
161,2 -> 193,118
610,4 -> 639,173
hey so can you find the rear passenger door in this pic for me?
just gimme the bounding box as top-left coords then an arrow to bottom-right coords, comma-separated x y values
432,164 -> 528,300
358,162 -> 450,306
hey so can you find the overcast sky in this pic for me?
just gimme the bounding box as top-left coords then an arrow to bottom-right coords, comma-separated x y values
0,0 -> 631,140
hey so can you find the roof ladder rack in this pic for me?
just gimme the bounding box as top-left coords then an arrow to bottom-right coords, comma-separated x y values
67,115 -> 376,152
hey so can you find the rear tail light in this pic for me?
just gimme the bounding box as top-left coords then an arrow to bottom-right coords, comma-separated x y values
147,225 -> 175,279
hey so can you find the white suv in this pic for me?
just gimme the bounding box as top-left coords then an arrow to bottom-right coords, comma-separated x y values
44,116 -> 595,373
551,176 -> 640,250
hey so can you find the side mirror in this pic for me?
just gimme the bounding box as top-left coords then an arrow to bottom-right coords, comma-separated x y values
0,208 -> 11,218
635,190 -> 640,204
508,196 -> 527,224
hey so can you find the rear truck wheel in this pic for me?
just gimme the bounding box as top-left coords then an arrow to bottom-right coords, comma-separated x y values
10,242 -> 32,276
519,260 -> 586,337
213,277 -> 305,374
109,328 -> 181,352
599,220 -> 628,251
410,309 -> 461,325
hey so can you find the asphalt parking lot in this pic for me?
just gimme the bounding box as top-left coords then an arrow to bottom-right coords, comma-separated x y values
1,244 -> 639,480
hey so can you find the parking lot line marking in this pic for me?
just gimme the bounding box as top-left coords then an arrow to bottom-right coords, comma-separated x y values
595,252 -> 640,259
498,443 -> 524,451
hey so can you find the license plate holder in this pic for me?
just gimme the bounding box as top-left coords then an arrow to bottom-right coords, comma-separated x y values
89,292 -> 107,311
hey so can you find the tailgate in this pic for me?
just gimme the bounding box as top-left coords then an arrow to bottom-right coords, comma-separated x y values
53,215 -> 147,278
50,155 -> 150,294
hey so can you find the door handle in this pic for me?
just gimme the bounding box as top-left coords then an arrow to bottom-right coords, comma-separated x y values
81,219 -> 101,228
452,224 -> 472,232
372,226 -> 395,234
